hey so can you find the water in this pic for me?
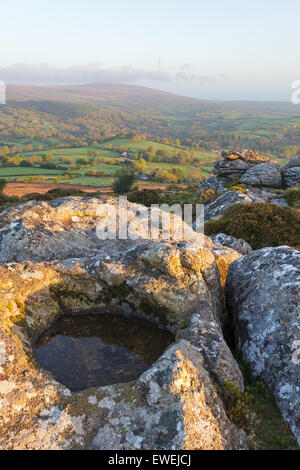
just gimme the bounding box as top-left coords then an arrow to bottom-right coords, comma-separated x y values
34,313 -> 174,391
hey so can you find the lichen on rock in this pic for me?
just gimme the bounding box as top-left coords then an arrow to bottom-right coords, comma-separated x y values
0,196 -> 247,450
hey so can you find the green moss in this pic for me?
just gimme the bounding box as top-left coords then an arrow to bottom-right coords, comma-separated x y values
219,356 -> 299,450
205,203 -> 300,250
226,178 -> 241,188
220,379 -> 298,449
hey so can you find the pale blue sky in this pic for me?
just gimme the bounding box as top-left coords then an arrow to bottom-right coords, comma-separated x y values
1,0 -> 299,100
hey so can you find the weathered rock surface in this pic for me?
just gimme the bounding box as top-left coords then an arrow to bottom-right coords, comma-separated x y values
0,195 -> 202,264
203,188 -> 287,222
204,191 -> 252,221
221,150 -> 269,164
213,158 -> 253,180
0,196 -> 247,450
91,340 -> 247,450
282,167 -> 300,189
198,176 -> 227,195
282,155 -> 300,171
213,150 -> 269,180
240,163 -> 283,188
226,246 -> 300,445
210,233 -> 252,256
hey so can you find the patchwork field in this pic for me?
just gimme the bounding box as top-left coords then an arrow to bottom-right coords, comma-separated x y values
0,137 -> 217,191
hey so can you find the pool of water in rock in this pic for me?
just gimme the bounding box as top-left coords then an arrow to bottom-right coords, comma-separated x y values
34,314 -> 174,391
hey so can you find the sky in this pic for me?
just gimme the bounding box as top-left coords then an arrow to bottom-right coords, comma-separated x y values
0,0 -> 299,101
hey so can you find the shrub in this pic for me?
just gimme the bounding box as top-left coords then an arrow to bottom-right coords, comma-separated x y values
113,169 -> 136,194
0,179 -> 7,193
283,184 -> 300,209
128,189 -> 163,206
21,188 -> 90,203
46,188 -> 86,198
205,203 -> 300,250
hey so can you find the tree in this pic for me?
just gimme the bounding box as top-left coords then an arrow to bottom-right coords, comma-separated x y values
0,179 -> 7,193
113,168 -> 135,194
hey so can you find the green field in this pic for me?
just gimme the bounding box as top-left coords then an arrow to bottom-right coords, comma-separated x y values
0,167 -> 64,178
0,137 -> 217,187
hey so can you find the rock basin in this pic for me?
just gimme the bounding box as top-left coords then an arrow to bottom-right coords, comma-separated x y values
0,196 -> 247,450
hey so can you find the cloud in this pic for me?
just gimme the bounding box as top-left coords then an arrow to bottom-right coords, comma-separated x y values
0,63 -> 225,87
180,63 -> 192,70
174,71 -> 225,83
0,63 -> 172,85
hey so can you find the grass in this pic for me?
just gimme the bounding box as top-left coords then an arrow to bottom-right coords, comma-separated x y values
0,167 -> 64,178
220,364 -> 299,450
99,138 -> 181,153
0,138 -> 216,187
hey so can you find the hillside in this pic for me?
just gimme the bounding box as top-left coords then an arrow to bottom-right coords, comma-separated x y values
7,83 -> 201,108
1,83 -> 300,163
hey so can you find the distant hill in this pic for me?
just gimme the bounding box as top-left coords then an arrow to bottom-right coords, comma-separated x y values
6,83 -> 202,108
3,83 -> 300,158
7,82 -> 300,116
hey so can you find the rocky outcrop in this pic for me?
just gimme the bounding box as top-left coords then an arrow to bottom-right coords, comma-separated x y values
283,167 -> 300,189
240,163 -> 283,188
203,188 -> 287,222
204,191 -> 252,221
221,150 -> 269,164
226,246 -> 300,445
213,150 -> 269,180
205,150 -> 300,192
210,234 -> 252,256
281,156 -> 300,188
0,196 -> 247,450
282,155 -> 300,170
198,176 -> 227,195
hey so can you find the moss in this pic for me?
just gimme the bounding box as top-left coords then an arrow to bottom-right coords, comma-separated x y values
219,379 -> 298,449
221,355 -> 299,450
114,384 -> 143,407
205,203 -> 300,250
226,178 -> 241,189
283,184 -> 300,209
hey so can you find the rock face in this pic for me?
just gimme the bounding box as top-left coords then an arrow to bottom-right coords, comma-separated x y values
203,188 -> 288,222
240,163 -> 283,188
281,156 -> 300,188
204,191 -> 252,221
210,234 -> 252,256
202,151 -> 300,196
213,159 -> 252,180
213,150 -> 269,180
282,155 -> 300,170
282,168 -> 300,189
226,246 -> 300,445
198,176 -> 227,195
91,340 -> 247,450
0,196 -> 247,450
